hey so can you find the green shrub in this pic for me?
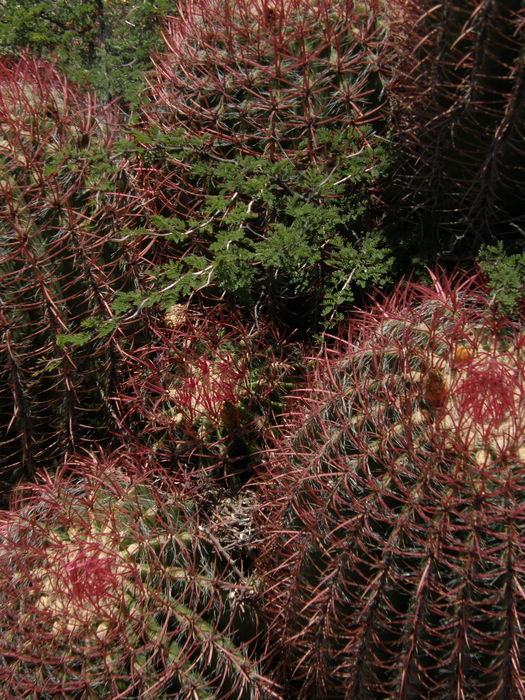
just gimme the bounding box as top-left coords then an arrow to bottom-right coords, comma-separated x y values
0,0 -> 171,106
478,242 -> 525,315
125,126 -> 393,329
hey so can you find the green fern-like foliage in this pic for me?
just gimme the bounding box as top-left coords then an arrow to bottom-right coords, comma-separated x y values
256,272 -> 525,698
125,0 -> 394,328
124,128 -> 392,328
0,450 -> 278,698
478,242 -> 525,315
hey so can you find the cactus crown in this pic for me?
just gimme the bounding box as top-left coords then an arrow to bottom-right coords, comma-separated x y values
0,452 -> 276,698
120,306 -> 292,485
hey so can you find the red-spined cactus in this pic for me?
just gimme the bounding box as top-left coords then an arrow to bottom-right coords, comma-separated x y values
149,0 -> 388,163
0,449 -> 279,699
0,56 -> 145,487
386,0 -> 525,258
120,0 -> 393,327
119,304 -> 295,485
255,272 -> 525,698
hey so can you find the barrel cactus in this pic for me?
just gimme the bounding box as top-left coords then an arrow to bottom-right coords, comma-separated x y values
0,56 -> 143,488
386,0 -> 525,259
255,272 -> 525,698
150,0 -> 389,162
0,450 -> 278,698
124,0 -> 393,327
120,304 -> 293,485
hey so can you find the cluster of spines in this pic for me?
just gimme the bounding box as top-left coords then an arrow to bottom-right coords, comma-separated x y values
255,273 -> 525,698
0,3 -> 523,696
0,449 -> 278,698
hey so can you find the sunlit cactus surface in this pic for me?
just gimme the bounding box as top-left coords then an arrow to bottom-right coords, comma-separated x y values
256,272 -> 525,699
0,451 -> 277,699
149,0 -> 388,162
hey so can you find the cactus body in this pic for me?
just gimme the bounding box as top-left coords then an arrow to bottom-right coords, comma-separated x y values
0,451 -> 277,698
386,0 -> 525,258
0,57 -> 141,487
150,0 -> 388,163
256,272 -> 525,698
